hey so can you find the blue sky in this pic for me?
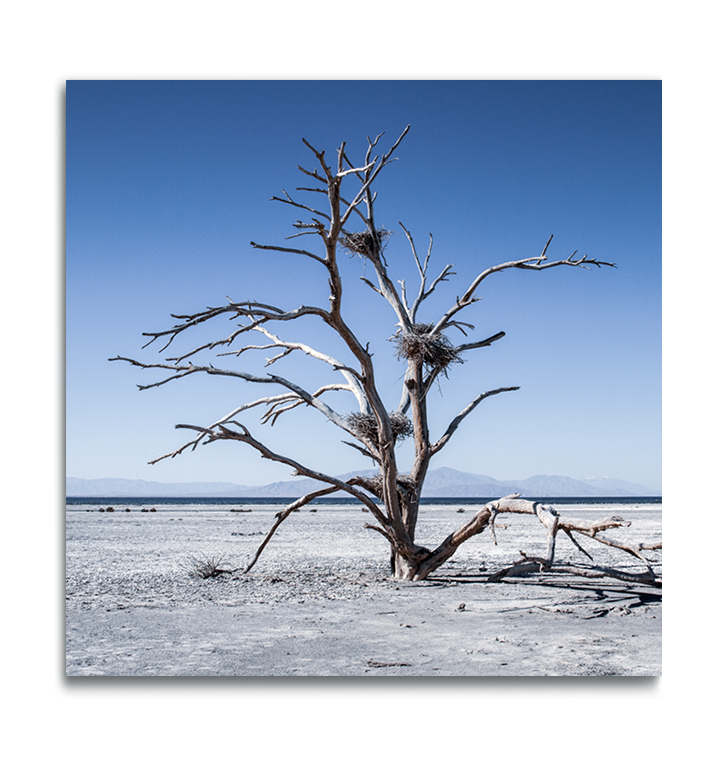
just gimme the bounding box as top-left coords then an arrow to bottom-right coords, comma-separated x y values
66,80 -> 661,489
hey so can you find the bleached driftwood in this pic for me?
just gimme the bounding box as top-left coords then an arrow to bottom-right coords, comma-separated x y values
411,495 -> 661,586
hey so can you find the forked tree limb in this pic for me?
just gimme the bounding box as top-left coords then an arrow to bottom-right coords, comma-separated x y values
144,393 -> 321,463
342,439 -> 381,462
397,222 -> 455,324
269,187 -> 332,222
415,495 -> 526,579
338,126 -> 410,227
208,418 -> 421,563
110,355 -> 356,436
138,300 -> 332,359
234,323 -> 369,412
484,504 -> 662,586
564,527 -> 662,564
432,236 -> 616,335
413,497 -> 660,584
363,522 -> 393,542
260,384 -> 354,426
561,527 -> 596,560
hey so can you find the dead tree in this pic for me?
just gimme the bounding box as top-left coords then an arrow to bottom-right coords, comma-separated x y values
112,127 -> 661,584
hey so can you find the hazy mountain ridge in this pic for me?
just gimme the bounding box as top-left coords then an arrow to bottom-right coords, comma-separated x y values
66,469 -> 660,498
65,477 -> 254,497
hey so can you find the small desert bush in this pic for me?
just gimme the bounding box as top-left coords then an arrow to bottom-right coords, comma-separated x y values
183,554 -> 234,579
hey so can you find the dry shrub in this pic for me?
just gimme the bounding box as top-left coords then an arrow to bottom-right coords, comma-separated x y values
183,554 -> 234,579
394,323 -> 462,374
346,411 -> 413,446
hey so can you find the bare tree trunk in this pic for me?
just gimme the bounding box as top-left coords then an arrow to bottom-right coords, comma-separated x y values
392,552 -> 421,581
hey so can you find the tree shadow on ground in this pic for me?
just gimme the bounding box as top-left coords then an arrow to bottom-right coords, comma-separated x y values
422,572 -> 662,612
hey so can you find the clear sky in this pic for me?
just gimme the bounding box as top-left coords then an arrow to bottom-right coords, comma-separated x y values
66,80 -> 661,490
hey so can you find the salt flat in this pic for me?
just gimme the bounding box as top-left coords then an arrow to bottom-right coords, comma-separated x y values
65,501 -> 661,676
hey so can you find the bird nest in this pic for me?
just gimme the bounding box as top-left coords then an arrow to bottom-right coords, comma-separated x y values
339,229 -> 391,258
393,323 -> 463,372
346,411 -> 413,446
356,472 -> 418,504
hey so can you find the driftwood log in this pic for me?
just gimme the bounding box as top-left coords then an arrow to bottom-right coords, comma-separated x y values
408,495 -> 661,585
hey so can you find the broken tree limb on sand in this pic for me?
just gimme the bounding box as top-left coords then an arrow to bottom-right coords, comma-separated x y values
475,498 -> 662,587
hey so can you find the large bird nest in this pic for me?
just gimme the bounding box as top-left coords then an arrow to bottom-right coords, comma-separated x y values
346,410 -> 413,446
393,323 -> 463,373
356,472 -> 418,505
339,229 -> 391,258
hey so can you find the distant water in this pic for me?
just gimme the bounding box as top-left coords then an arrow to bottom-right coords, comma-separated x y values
66,495 -> 661,507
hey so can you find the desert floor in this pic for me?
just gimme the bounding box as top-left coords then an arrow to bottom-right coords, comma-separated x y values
66,500 -> 661,677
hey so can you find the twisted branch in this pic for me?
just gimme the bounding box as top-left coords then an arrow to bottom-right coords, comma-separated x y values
109,355 -> 354,434
432,235 -> 616,335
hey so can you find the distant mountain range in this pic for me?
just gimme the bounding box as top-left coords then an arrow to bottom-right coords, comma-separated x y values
66,468 -> 660,498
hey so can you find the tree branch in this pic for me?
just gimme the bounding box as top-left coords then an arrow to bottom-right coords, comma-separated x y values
250,240 -> 327,265
339,125 -> 411,228
260,383 -> 354,426
414,497 -> 660,584
433,236 -> 616,334
480,495 -> 661,587
236,324 -> 368,410
142,393 -> 303,463
454,331 -> 506,354
110,356 -> 355,434
137,300 -> 332,359
341,440 -> 381,463
172,421 -> 393,544
398,222 -> 457,323
431,386 -> 520,455
415,495 -> 526,579
270,188 -> 331,222
244,485 -> 343,573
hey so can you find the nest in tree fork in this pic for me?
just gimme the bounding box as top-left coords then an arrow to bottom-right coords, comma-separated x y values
339,229 -> 390,258
346,411 -> 413,446
394,323 -> 463,373
357,472 -> 417,504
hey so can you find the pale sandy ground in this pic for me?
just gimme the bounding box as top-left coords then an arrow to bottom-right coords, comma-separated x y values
66,501 -> 661,676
